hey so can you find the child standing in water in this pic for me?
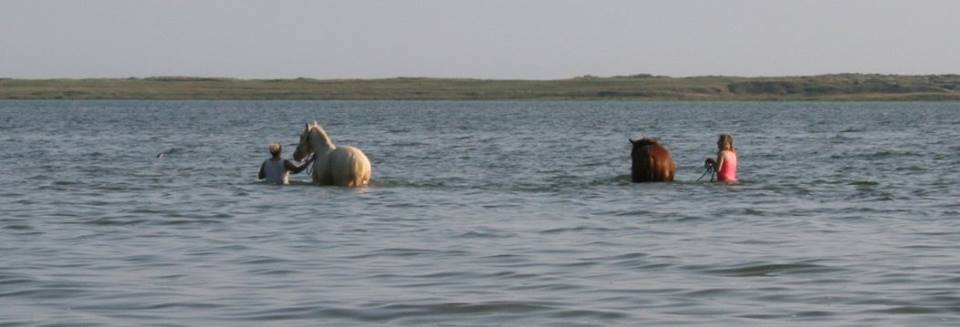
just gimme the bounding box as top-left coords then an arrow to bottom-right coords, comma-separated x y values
705,134 -> 737,183
258,143 -> 313,185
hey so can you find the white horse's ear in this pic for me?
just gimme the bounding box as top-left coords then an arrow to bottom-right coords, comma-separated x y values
313,121 -> 319,127
304,123 -> 310,130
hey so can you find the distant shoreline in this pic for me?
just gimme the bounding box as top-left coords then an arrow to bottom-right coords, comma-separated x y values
2,74 -> 960,101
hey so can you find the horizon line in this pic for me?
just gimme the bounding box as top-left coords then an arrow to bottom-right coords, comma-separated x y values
4,72 -> 960,81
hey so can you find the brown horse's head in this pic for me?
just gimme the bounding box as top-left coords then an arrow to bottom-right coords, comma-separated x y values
630,138 -> 676,182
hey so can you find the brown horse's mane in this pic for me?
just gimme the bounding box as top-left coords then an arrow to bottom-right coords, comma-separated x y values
630,138 -> 660,146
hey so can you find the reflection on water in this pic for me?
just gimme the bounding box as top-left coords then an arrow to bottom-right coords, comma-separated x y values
1,100 -> 959,325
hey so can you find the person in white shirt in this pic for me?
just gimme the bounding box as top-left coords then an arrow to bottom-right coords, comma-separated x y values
258,143 -> 313,185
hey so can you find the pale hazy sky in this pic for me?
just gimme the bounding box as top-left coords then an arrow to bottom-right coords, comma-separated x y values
2,0 -> 958,79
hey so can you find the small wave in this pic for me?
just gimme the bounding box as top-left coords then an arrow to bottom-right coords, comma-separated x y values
734,239 -> 784,245
233,301 -> 568,323
388,141 -> 428,147
581,240 -> 622,247
375,301 -> 558,316
152,218 -> 226,226
208,244 -> 251,252
831,150 -> 923,160
386,127 -> 411,134
896,165 -> 927,172
82,200 -> 113,206
592,174 -> 633,186
699,262 -> 841,277
0,273 -> 34,286
576,161 -> 608,168
601,252 -> 649,260
609,209 -> 657,217
457,230 -> 516,239
373,174 -> 640,193
384,202 -> 430,209
72,297 -> 227,311
137,301 -> 225,310
476,254 -> 530,264
506,282 -> 586,292
738,311 -> 835,320
741,208 -> 768,216
539,225 -> 616,234
587,252 -> 659,269
80,217 -> 149,226
372,177 -> 469,189
860,306 -> 946,314
487,270 -> 542,280
0,286 -> 92,300
680,288 -> 740,297
840,127 -> 867,133
547,308 -> 631,320
231,255 -> 290,265
120,254 -> 166,264
365,271 -> 467,280
344,248 -> 470,259
94,209 -> 231,225
2,224 -> 33,231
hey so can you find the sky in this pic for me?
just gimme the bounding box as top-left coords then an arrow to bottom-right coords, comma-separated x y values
2,0 -> 959,79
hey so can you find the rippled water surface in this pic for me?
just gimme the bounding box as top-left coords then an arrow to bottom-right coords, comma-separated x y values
2,101 -> 959,326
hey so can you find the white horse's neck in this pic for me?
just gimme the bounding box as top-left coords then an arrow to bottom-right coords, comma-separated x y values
309,127 -> 336,154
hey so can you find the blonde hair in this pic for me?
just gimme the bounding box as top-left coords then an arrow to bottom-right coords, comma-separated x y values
718,134 -> 734,150
268,143 -> 282,156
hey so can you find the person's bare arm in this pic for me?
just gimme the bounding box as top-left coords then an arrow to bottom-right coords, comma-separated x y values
285,156 -> 314,174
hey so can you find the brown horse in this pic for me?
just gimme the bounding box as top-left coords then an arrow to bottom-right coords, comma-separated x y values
630,138 -> 676,182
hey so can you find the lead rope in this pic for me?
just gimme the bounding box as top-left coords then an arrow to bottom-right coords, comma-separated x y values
306,153 -> 315,178
697,161 -> 716,182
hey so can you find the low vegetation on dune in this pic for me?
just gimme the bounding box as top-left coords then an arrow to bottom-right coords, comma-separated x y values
1,74 -> 959,100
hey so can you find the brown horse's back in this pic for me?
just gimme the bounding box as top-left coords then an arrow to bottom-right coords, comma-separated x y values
631,139 -> 676,182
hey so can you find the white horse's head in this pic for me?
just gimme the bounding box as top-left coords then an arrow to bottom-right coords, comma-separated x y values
293,121 -> 334,161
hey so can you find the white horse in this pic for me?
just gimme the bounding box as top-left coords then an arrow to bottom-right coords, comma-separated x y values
292,122 -> 371,187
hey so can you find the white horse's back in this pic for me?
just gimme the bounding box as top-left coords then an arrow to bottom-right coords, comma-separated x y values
327,146 -> 371,187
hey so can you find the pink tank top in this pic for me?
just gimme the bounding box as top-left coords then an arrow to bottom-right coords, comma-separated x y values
717,150 -> 737,182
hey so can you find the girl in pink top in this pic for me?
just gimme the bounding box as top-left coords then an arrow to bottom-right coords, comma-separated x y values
705,134 -> 737,183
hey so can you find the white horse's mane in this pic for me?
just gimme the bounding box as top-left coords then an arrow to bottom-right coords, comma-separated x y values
306,122 -> 334,149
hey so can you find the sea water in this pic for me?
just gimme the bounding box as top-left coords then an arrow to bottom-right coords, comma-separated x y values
1,100 -> 959,326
